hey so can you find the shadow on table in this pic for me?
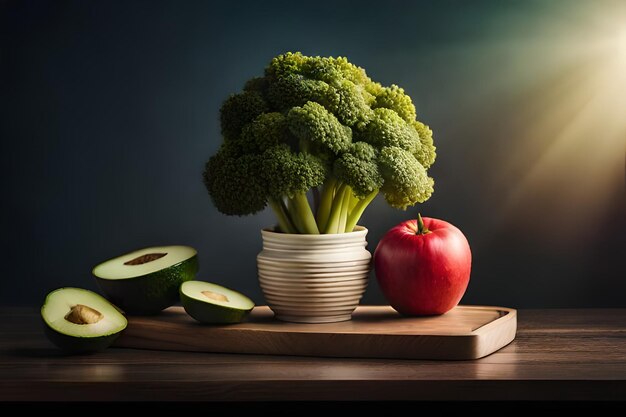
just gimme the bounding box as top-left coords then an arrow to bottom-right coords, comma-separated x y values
6,347 -> 84,358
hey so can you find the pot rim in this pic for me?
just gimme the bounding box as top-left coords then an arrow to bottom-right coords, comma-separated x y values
262,225 -> 368,240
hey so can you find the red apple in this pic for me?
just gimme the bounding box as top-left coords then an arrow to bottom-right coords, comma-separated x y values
374,215 -> 472,315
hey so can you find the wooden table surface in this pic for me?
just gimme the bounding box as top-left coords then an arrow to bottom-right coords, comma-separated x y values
1,308 -> 625,401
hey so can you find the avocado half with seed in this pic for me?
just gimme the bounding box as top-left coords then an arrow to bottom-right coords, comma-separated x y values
180,281 -> 255,324
93,245 -> 198,315
41,287 -> 127,353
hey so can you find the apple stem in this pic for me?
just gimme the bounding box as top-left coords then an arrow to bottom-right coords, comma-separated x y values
416,213 -> 430,235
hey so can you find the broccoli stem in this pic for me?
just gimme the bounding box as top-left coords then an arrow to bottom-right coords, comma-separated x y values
323,183 -> 347,234
337,186 -> 352,234
312,186 -> 320,215
287,198 -> 305,233
279,198 -> 299,233
268,198 -> 297,234
316,178 -> 337,232
345,190 -> 378,233
348,192 -> 359,212
289,192 -> 320,234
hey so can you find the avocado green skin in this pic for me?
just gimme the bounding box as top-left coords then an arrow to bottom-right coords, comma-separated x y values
180,290 -> 252,324
42,319 -> 121,354
96,255 -> 198,315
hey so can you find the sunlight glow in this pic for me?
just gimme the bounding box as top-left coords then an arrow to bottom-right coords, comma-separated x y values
479,4 -> 626,245
616,29 -> 626,65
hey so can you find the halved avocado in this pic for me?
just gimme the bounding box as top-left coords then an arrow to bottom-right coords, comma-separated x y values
93,245 -> 198,315
180,281 -> 254,324
41,287 -> 127,354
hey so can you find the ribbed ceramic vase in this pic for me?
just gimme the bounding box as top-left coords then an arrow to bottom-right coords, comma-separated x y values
257,226 -> 371,323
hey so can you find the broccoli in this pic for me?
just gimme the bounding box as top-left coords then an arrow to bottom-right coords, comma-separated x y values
203,52 -> 436,234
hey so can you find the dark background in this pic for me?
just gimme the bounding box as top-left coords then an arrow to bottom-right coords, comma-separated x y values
1,0 -> 624,307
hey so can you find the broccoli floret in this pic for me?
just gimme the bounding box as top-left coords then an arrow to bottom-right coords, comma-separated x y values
204,52 -> 437,233
287,101 -> 352,154
243,76 -> 269,95
362,108 -> 421,153
378,146 -> 434,209
334,144 -> 382,199
372,84 -> 416,123
350,141 -> 377,161
238,112 -> 290,154
323,78 -> 373,128
266,54 -> 375,128
365,81 -> 385,98
265,51 -> 310,78
267,74 -> 331,111
412,120 -> 437,169
220,91 -> 268,140
203,148 -> 267,216
262,144 -> 326,199
326,57 -> 372,88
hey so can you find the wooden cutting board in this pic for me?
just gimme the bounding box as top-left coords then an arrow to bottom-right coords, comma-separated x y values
114,305 -> 516,360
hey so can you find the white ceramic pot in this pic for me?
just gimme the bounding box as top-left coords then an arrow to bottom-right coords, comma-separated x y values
257,226 -> 371,323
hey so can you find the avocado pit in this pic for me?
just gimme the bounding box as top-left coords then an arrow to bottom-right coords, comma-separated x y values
202,290 -> 229,302
64,304 -> 104,325
124,253 -> 167,265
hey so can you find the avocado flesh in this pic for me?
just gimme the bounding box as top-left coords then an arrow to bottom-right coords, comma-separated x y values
41,287 -> 127,353
180,281 -> 254,324
93,245 -> 198,315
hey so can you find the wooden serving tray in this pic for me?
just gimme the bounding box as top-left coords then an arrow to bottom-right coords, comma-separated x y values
114,305 -> 516,360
